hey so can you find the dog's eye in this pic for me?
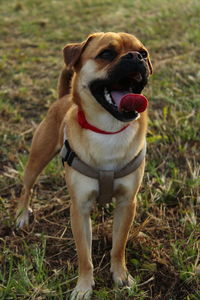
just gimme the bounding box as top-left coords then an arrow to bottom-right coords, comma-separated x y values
97,49 -> 117,60
139,50 -> 148,59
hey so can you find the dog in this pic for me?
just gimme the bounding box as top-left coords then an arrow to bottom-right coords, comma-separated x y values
16,32 -> 152,299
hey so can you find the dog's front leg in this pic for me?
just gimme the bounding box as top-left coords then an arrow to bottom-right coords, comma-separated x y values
111,197 -> 136,287
70,201 -> 94,299
67,173 -> 96,300
111,164 -> 145,287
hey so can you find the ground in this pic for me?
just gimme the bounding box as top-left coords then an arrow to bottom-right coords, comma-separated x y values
0,0 -> 199,299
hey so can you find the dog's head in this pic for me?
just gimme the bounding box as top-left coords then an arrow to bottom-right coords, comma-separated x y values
63,32 -> 152,122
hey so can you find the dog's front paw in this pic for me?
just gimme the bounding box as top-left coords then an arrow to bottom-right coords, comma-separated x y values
70,287 -> 92,300
114,272 -> 135,288
111,266 -> 135,288
70,278 -> 94,300
16,207 -> 32,228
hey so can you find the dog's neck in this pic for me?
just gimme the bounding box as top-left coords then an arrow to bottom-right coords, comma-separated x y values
78,99 -> 135,133
77,109 -> 129,134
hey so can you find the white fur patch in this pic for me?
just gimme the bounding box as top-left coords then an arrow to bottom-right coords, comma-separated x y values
79,59 -> 107,87
69,169 -> 98,213
85,123 -> 139,170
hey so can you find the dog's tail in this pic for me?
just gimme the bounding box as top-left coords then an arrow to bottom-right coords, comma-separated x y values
57,66 -> 74,99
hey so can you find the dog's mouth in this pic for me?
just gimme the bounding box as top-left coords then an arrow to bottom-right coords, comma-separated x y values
89,70 -> 149,122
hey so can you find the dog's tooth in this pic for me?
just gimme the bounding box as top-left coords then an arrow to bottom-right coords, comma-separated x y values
106,94 -> 112,104
104,87 -> 108,98
129,87 -> 133,93
104,88 -> 112,104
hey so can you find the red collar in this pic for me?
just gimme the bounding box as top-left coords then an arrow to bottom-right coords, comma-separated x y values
77,109 -> 129,135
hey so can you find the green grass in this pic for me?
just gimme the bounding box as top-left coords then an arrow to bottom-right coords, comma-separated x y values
0,0 -> 199,299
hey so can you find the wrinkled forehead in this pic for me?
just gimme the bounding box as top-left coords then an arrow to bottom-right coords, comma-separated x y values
82,32 -> 144,59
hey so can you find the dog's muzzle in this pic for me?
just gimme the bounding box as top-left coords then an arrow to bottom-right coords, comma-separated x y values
89,52 -> 149,122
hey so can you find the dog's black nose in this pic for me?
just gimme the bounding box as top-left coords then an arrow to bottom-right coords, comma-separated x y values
122,51 -> 143,61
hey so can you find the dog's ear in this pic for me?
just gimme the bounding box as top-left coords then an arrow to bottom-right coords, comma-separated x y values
63,35 -> 94,69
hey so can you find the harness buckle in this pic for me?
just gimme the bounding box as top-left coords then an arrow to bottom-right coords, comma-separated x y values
60,140 -> 75,167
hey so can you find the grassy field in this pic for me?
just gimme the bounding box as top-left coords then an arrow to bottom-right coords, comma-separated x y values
0,0 -> 200,299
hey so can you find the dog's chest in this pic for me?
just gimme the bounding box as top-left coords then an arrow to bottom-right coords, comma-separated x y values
81,125 -> 139,170
66,121 -> 143,204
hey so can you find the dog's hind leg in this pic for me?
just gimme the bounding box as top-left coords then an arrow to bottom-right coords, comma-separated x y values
16,102 -> 66,228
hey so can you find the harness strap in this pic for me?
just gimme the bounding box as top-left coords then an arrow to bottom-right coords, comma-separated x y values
98,170 -> 114,205
115,143 -> 146,178
60,139 -> 146,204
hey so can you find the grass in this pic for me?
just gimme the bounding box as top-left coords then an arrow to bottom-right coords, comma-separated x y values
0,0 -> 199,299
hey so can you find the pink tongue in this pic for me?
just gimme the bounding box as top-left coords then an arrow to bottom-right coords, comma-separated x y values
111,91 -> 148,113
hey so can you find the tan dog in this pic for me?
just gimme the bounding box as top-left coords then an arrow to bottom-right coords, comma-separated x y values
16,32 -> 152,299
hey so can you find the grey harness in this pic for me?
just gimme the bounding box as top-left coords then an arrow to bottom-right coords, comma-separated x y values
60,137 -> 146,205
